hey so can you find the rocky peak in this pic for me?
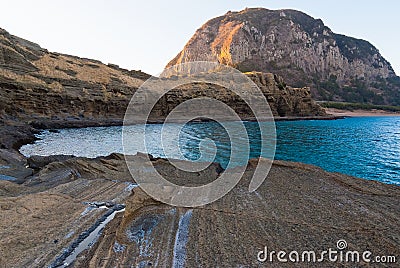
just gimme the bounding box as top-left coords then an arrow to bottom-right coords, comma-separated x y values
0,28 -> 46,72
167,8 -> 400,105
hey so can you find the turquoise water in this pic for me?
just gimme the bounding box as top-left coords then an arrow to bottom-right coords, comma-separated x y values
20,117 -> 400,185
275,117 -> 400,185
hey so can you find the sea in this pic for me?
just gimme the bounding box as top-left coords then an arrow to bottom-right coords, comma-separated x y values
20,116 -> 400,185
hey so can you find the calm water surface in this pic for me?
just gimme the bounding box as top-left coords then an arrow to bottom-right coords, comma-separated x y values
20,117 -> 400,185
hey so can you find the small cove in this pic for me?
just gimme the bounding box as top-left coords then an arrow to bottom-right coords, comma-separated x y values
20,117 -> 400,185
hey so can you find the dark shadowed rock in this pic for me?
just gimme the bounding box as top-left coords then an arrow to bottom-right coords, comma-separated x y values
0,148 -> 33,181
27,154 -> 75,170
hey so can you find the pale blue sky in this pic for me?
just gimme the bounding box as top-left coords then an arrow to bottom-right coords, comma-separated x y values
0,1 -> 399,76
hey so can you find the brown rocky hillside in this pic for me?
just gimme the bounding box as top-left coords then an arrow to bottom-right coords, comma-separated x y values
0,26 -> 325,129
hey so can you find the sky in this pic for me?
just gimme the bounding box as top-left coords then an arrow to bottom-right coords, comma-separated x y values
0,0 -> 399,76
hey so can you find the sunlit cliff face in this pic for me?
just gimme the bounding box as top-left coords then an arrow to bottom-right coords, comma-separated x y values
167,8 -> 399,104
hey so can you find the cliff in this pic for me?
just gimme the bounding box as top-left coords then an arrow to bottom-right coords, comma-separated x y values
155,71 -> 325,119
0,26 -> 326,128
0,27 -> 149,127
167,8 -> 400,105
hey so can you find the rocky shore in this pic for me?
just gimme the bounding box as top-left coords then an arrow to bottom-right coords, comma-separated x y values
1,145 -> 399,267
0,26 -> 399,267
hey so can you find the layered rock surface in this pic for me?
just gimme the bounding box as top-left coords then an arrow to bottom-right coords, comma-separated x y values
167,8 -> 400,105
0,153 -> 399,267
0,27 -> 149,127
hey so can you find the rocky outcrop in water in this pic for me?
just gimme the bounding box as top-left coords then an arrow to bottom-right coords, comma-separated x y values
167,8 -> 400,105
151,71 -> 325,119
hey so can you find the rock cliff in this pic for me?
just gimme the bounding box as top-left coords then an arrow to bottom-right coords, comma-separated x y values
167,8 -> 400,105
0,27 -> 149,127
155,71 -> 325,119
0,26 -> 326,130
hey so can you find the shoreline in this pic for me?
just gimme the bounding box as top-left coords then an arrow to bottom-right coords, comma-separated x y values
325,108 -> 400,117
0,112 -> 390,184
4,114 -> 345,153
24,114 -> 347,129
12,114 -> 399,188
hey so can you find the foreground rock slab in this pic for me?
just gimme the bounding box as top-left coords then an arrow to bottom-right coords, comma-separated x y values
0,154 -> 399,267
